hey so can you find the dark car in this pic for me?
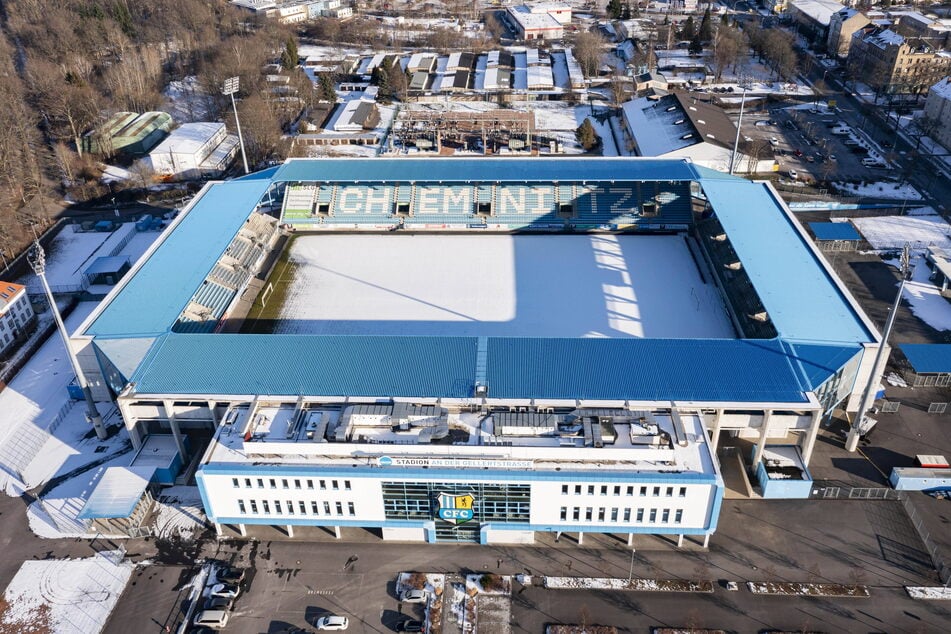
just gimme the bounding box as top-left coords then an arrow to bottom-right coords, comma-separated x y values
216,567 -> 246,584
204,596 -> 234,612
396,620 -> 425,632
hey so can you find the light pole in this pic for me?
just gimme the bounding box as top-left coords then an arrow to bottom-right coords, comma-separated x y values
28,241 -> 107,440
627,547 -> 636,583
729,87 -> 748,175
223,76 -> 250,174
846,244 -> 911,452
112,197 -> 119,218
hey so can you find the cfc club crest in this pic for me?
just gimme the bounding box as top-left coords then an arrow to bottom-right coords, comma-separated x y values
435,492 -> 475,525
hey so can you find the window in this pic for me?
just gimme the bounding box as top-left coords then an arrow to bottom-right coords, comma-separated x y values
286,501 -> 294,515
652,486 -> 660,496
626,486 -> 634,496
332,480 -> 339,490
575,485 -> 582,495
312,501 -> 320,515
238,500 -> 246,514
348,502 -> 355,516
661,509 -> 670,523
269,479 -> 277,489
679,487 -> 687,497
649,509 -> 657,522
307,480 -> 315,490
232,478 -> 240,488
274,500 -> 282,514
572,508 -> 580,521
665,487 -> 673,497
623,508 -> 631,522
320,480 -> 327,490
585,507 -> 593,521
299,501 -> 306,514
639,486 -> 647,496
335,502 -> 343,515
560,507 -> 567,520
600,485 -> 608,495
561,485 -> 569,494
344,480 -> 351,491
598,508 -> 605,521
282,479 -> 289,489
245,478 -> 252,488
324,501 -> 331,514
611,508 -> 618,522
263,500 -> 271,514
636,508 -> 644,522
614,485 -> 620,495
587,485 -> 595,495
250,500 -> 258,514
674,509 -> 683,524
294,479 -> 302,489
257,479 -> 264,488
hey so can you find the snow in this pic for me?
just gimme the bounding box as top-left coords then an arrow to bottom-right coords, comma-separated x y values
906,586 -> 951,600
162,76 -> 215,123
1,550 -> 133,634
274,234 -> 734,339
831,181 -> 924,200
899,255 -> 951,331
851,215 -> 951,252
99,165 -> 132,184
153,486 -> 208,540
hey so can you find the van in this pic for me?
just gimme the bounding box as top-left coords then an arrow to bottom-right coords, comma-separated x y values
861,157 -> 883,167
194,610 -> 229,629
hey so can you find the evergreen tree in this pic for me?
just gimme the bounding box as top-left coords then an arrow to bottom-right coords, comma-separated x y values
575,118 -> 601,151
607,0 -> 623,19
621,1 -> 632,19
281,37 -> 299,71
699,8 -> 713,41
680,16 -> 696,41
689,35 -> 703,55
317,73 -> 337,102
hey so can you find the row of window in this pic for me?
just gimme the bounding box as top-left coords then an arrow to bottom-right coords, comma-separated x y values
232,477 -> 351,491
559,506 -> 684,525
236,498 -> 356,517
561,484 -> 688,498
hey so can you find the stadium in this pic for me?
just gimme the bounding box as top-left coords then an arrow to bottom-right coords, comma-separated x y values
72,157 -> 879,544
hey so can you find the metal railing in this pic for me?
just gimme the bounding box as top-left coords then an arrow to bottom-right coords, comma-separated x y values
900,492 -> 951,586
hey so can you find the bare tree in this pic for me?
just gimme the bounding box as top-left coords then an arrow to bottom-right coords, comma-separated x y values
574,31 -> 608,78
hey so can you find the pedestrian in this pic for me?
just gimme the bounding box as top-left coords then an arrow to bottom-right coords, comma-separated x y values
497,557 -> 503,569
567,560 -> 572,571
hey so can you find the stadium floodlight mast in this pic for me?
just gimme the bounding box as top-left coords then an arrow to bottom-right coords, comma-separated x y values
223,76 -> 250,175
28,240 -> 108,441
846,243 -> 911,452
729,86 -> 748,176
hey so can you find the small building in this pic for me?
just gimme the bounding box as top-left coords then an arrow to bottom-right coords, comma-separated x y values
484,67 -> 512,91
0,281 -> 35,358
923,77 -> 951,152
634,71 -> 669,93
808,221 -> 863,251
407,54 -> 438,74
330,99 -> 380,132
899,343 -> 951,387
409,71 -> 433,92
77,466 -> 156,536
82,111 -> 174,157
84,256 -> 132,287
147,122 -> 239,180
506,5 -> 564,41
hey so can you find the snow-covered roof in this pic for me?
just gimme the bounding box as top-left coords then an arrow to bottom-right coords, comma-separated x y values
151,122 -> 224,156
78,466 -> 154,519
862,28 -> 906,48
789,0 -> 846,26
508,5 -> 562,31
930,77 -> 951,100
622,93 -> 737,156
0,282 -> 25,313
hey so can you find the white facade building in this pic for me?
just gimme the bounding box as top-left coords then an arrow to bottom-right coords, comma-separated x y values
507,5 -> 565,40
0,282 -> 34,356
923,77 -> 951,151
147,122 -> 239,180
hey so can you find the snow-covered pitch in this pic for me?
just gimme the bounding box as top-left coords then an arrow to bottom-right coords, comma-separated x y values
269,234 -> 734,339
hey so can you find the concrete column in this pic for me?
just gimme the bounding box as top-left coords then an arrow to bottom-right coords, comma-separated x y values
207,400 -> 219,428
703,533 -> 710,548
239,524 -> 247,537
215,522 -> 222,536
677,534 -> 684,548
709,409 -> 723,452
627,533 -> 634,546
577,531 -> 583,545
334,526 -> 341,539
163,400 -> 189,464
287,524 -> 294,538
751,410 -> 772,468
801,409 -> 822,466
127,421 -> 144,451
118,399 -> 143,450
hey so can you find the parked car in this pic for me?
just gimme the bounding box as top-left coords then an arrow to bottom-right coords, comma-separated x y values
210,583 -> 241,599
829,154 -> 837,161
193,610 -> 229,630
401,589 -> 429,604
216,567 -> 246,583
316,615 -> 350,630
788,169 -> 799,180
397,620 -> 425,632
794,149 -> 803,157
204,596 -> 234,612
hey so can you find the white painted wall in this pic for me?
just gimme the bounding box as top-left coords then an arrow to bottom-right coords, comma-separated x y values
382,527 -> 426,541
484,529 -> 534,544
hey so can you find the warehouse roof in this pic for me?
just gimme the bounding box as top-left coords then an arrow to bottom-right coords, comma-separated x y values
899,344 -> 951,374
808,222 -> 862,241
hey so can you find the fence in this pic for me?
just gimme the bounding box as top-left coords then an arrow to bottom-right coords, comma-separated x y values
810,481 -> 900,500
900,492 -> 951,586
0,399 -> 76,486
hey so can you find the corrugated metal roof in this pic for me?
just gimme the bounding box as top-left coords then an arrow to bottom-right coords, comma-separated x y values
702,179 -> 873,345
86,180 -> 270,337
130,334 -> 478,398
271,157 -> 704,184
782,341 -> 863,390
899,344 -> 951,373
486,338 -> 811,402
78,466 -> 154,519
809,222 -> 861,241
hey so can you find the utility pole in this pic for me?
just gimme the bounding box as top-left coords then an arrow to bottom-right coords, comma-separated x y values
29,241 -> 107,440
223,76 -> 250,174
846,244 -> 911,452
729,88 -> 747,175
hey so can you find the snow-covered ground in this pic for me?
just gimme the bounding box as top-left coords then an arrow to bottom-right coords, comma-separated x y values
153,486 -> 207,540
906,586 -> 951,600
162,76 -> 216,123
276,234 -> 733,338
0,550 -> 133,634
831,181 -> 923,201
898,254 -> 951,331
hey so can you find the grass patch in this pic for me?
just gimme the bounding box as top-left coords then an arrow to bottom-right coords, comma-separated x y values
241,235 -> 299,333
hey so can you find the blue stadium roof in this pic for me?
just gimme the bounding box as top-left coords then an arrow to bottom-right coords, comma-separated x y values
702,180 -> 874,345
808,222 -> 862,241
271,157 -> 706,184
86,180 -> 271,337
128,333 -> 860,403
899,344 -> 951,374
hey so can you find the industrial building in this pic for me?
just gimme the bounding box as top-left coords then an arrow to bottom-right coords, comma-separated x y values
72,158 -> 879,545
81,111 -> 174,157
146,122 -> 240,180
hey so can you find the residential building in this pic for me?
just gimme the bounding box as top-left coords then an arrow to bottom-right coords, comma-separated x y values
0,282 -> 35,357
788,0 -> 849,46
848,27 -> 951,95
827,8 -> 872,58
922,77 -> 951,151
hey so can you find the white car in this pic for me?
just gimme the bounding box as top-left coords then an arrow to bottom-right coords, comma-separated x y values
788,169 -> 798,180
210,583 -> 240,599
401,588 -> 429,604
316,615 -> 350,630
